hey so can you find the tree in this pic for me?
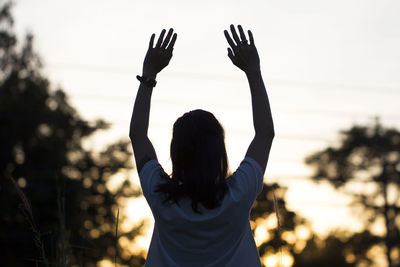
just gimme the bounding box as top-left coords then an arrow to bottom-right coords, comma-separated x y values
305,119 -> 400,267
293,233 -> 354,267
0,2 -> 145,266
251,183 -> 312,267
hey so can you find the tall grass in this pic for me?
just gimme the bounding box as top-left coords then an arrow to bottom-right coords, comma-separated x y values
8,173 -> 71,266
272,186 -> 283,267
56,174 -> 68,267
115,208 -> 119,267
7,174 -> 50,267
8,173 -> 121,266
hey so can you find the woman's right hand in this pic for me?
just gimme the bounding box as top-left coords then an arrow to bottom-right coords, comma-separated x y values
142,28 -> 177,78
224,25 -> 260,74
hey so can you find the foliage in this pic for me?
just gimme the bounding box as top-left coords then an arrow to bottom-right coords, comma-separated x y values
253,119 -> 400,267
252,183 -> 356,267
305,119 -> 400,266
251,183 -> 310,266
0,2 -> 144,266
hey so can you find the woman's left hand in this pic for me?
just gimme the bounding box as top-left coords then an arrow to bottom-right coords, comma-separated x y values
142,28 -> 177,77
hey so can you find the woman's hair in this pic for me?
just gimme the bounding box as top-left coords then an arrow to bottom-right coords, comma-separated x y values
156,109 -> 229,213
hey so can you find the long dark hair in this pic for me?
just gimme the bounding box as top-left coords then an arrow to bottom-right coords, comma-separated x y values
156,109 -> 229,213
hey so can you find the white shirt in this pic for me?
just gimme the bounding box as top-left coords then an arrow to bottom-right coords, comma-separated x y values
139,157 -> 264,267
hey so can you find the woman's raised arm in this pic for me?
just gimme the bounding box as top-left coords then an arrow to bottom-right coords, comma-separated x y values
129,28 -> 177,174
224,24 -> 274,173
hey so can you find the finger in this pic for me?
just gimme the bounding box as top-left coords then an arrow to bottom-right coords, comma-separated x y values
224,30 -> 236,49
161,28 -> 173,49
166,33 -> 177,51
238,25 -> 246,42
227,48 -> 235,61
155,29 -> 166,48
248,30 -> 255,46
230,24 -> 240,45
149,33 -> 155,49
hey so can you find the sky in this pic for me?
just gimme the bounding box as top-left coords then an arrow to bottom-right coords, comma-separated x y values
12,0 -> 400,241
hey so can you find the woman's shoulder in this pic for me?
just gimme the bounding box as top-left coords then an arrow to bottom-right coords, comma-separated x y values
225,157 -> 264,203
229,157 -> 263,182
139,159 -> 169,206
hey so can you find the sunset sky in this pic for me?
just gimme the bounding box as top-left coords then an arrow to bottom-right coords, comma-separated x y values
13,0 -> 400,244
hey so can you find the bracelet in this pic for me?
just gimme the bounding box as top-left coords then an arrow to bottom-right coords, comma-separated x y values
136,75 -> 157,87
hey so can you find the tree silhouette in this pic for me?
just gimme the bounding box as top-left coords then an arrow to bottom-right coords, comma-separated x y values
305,119 -> 400,267
251,183 -> 309,266
293,233 -> 354,267
0,2 -> 145,266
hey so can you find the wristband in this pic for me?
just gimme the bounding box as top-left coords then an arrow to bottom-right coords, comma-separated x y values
136,75 -> 157,87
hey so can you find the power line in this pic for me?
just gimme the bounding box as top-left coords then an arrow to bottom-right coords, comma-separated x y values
67,92 -> 400,121
101,120 -> 335,144
45,61 -> 400,95
0,110 -> 336,144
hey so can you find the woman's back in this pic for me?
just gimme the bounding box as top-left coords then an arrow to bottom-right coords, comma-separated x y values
140,157 -> 263,267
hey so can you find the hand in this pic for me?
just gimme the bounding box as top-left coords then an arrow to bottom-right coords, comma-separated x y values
224,25 -> 260,74
142,28 -> 177,77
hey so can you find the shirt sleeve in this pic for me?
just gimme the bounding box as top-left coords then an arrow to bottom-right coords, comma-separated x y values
228,157 -> 264,206
139,159 -> 163,207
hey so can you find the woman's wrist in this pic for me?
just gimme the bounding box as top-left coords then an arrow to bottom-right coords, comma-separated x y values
138,70 -> 158,87
245,68 -> 262,78
142,72 -> 157,79
143,73 -> 157,79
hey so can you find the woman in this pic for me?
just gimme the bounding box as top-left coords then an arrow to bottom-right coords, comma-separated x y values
130,25 -> 274,267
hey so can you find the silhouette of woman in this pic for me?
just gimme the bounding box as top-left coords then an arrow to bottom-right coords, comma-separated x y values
130,25 -> 274,266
